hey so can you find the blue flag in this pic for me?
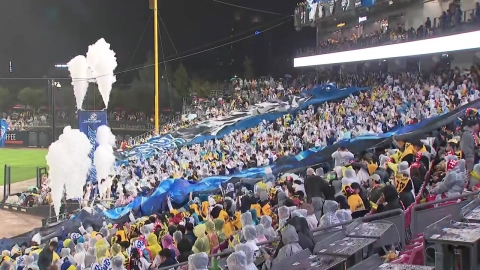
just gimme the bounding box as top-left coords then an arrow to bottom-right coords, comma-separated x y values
78,111 -> 108,183
0,119 -> 8,148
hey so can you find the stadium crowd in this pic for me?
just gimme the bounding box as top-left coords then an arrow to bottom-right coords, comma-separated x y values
4,4 -> 480,266
3,63 -> 478,269
296,1 -> 480,57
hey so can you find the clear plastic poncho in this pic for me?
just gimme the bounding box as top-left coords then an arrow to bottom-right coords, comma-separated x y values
242,225 -> 257,241
278,206 -> 290,229
95,245 -> 108,263
335,210 -> 352,223
234,244 -> 258,270
319,200 -> 341,229
187,252 -> 209,270
241,212 -> 254,227
0,261 -> 12,270
88,238 -> 97,249
99,227 -> 109,238
87,247 -> 96,256
84,254 -> 96,268
74,243 -> 86,267
111,256 -> 125,270
226,251 -> 247,270
291,209 -> 307,219
259,216 -> 276,240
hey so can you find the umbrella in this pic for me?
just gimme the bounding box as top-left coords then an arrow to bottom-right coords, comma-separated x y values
280,173 -> 301,182
230,77 -> 237,82
284,74 -> 292,79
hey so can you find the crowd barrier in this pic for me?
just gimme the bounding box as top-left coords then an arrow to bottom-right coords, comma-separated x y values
410,192 -> 476,236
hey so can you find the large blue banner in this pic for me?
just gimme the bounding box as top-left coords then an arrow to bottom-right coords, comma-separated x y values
78,110 -> 108,183
0,119 -> 7,148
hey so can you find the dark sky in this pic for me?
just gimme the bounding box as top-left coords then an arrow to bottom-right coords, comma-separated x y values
0,0 -> 314,82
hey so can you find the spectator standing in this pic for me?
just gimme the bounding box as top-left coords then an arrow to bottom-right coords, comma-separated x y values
331,145 -> 354,167
38,241 -> 58,270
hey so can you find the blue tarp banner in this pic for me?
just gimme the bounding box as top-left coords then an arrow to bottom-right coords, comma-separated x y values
104,98 -> 480,220
78,110 -> 108,183
0,119 -> 8,148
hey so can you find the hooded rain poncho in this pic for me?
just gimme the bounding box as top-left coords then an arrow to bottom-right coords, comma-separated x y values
277,206 -> 290,229
259,216 -> 276,240
192,225 -> 210,254
204,221 -> 219,250
74,243 -> 86,267
146,233 -> 162,257
226,251 -> 247,270
213,219 -> 227,243
187,253 -> 209,270
319,200 -> 341,229
111,256 -> 125,270
234,244 -> 258,270
274,225 -> 302,264
241,212 -> 253,227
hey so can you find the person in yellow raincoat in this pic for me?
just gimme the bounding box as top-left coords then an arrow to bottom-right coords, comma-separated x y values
218,200 -> 242,237
110,243 -> 126,265
192,224 -> 210,254
146,233 -> 162,258
95,240 -> 109,263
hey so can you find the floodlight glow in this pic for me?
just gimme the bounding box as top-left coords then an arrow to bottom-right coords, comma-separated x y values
294,31 -> 480,67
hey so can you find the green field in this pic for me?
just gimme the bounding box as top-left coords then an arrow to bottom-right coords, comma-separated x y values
0,148 -> 48,185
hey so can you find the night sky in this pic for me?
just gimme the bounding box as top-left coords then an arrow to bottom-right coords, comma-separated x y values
0,0 -> 315,83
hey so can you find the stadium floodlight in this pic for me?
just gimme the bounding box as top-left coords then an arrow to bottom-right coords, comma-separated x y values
55,64 -> 68,68
293,30 -> 480,68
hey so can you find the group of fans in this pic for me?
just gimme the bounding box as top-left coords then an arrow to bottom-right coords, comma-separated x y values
0,65 -> 471,270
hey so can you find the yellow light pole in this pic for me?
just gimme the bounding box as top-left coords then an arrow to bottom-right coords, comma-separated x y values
150,0 -> 160,134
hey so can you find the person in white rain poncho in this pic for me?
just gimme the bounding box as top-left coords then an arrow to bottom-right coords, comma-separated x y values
187,253 -> 209,270
277,206 -> 290,229
259,216 -> 277,240
235,244 -> 258,270
0,261 -> 13,270
22,255 -> 38,270
112,256 -> 125,270
74,243 -> 86,268
84,250 -> 96,269
227,251 -> 248,270
320,200 -> 341,229
241,211 -> 254,227
255,224 -> 268,243
263,225 -> 303,270
242,225 -> 259,253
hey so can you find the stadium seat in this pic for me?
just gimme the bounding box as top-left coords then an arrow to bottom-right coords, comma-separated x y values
407,245 -> 424,265
390,254 -> 410,264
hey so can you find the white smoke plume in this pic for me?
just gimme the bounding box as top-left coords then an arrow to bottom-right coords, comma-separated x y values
67,56 -> 90,110
86,38 -> 117,109
46,126 -> 92,215
93,125 -> 116,198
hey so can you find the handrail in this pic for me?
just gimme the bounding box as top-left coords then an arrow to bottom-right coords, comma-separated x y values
412,192 -> 475,210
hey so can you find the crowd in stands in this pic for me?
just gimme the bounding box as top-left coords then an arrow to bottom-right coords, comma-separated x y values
4,38 -> 480,269
4,101 -> 480,269
296,2 -> 480,57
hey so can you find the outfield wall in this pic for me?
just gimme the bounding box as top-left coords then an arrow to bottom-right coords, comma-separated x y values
3,129 -> 149,148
